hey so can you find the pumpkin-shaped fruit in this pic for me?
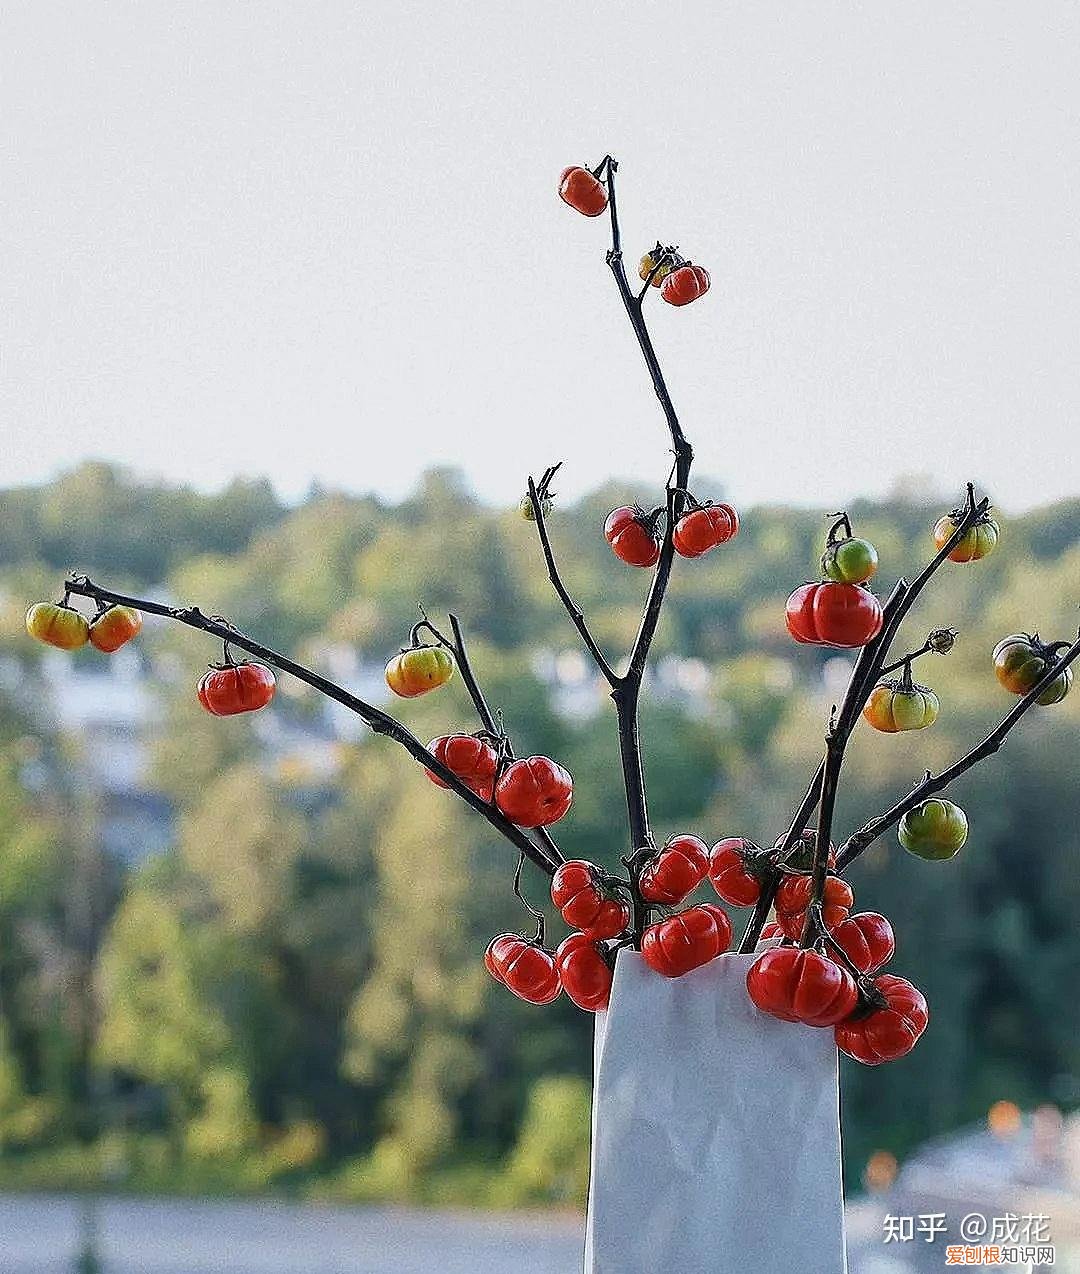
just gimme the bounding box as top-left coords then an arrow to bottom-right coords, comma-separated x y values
385,645 -> 455,698
933,511 -> 999,562
604,506 -> 661,567
641,904 -> 731,978
25,602 -> 90,650
709,838 -> 768,907
993,633 -> 1072,705
821,536 -> 878,585
496,756 -> 574,829
88,605 -> 143,653
639,835 -> 710,905
425,734 -> 499,800
197,663 -> 276,716
897,799 -> 968,860
863,679 -> 940,732
831,912 -> 895,975
785,582 -> 884,649
746,947 -> 859,1027
496,936 -> 562,1005
638,248 -> 674,287
672,504 -> 739,558
835,975 -> 928,1065
556,933 -> 614,1012
661,264 -> 710,307
775,874 -> 853,941
558,166 -> 608,217
550,860 -> 628,938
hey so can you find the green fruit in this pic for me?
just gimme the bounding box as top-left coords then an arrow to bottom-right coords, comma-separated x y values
821,537 -> 878,584
864,681 -> 940,732
519,493 -> 553,521
993,633 -> 1072,705
898,799 -> 968,861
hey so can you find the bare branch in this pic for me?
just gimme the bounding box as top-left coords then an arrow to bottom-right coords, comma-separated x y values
526,476 -> 618,687
446,614 -> 563,868
63,575 -> 558,877
836,631 -> 1080,871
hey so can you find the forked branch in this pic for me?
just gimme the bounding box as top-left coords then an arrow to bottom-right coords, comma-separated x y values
836,632 -> 1080,871
63,575 -> 559,877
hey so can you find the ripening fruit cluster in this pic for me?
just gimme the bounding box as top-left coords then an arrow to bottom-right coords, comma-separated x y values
603,499 -> 739,569
784,501 -> 1003,651
714,833 -> 927,1065
26,601 -> 142,654
558,166 -> 711,308
24,598 -> 280,717
484,829 -> 927,1064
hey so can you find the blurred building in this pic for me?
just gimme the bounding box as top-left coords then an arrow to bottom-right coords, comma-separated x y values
847,1106 -> 1080,1272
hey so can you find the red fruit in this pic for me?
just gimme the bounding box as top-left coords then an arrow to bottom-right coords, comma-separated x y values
746,947 -> 859,1027
673,504 -> 739,558
641,904 -> 732,978
709,838 -> 766,907
550,861 -> 629,939
831,912 -> 895,975
484,932 -> 519,984
661,264 -> 710,307
639,835 -> 709,905
558,165 -> 608,217
494,756 -> 573,828
604,507 -> 661,568
197,663 -> 276,716
785,582 -> 884,649
88,605 -> 143,653
556,933 -> 614,1012
835,975 -> 928,1065
497,936 -> 562,1005
775,874 -> 853,941
425,734 -> 499,800
761,922 -> 784,941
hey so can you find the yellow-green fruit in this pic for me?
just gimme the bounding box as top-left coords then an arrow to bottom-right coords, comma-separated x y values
933,513 -> 999,563
821,537 -> 878,584
385,646 -> 455,698
863,681 -> 940,733
638,251 -> 673,287
25,602 -> 90,650
898,799 -> 968,860
519,493 -> 553,521
993,633 -> 1072,706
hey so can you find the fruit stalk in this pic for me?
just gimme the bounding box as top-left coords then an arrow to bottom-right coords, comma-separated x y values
425,612 -> 563,870
61,575 -> 558,876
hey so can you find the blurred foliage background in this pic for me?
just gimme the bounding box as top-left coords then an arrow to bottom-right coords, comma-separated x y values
0,461 -> 1077,1208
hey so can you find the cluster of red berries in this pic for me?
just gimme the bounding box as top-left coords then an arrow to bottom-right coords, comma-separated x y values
604,499 -> 739,569
558,165 -> 710,308
425,737 -> 574,828
485,829 -> 927,1066
484,835 -> 729,1013
714,833 -> 927,1065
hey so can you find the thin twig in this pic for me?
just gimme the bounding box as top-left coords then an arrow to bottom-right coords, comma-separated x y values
63,575 -> 558,877
446,613 -> 563,868
526,477 -> 618,687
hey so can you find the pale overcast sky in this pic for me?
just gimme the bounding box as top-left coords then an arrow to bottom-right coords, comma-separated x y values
3,2 -> 1079,511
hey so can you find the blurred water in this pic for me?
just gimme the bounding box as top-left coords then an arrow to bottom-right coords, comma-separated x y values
0,1195 -> 585,1274
2,1195 -> 1072,1272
